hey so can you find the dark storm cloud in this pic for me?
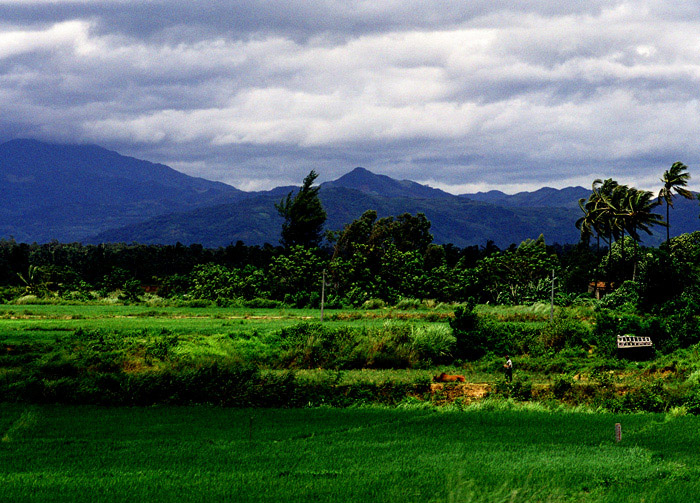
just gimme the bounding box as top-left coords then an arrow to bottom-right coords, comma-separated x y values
1,1 -> 700,193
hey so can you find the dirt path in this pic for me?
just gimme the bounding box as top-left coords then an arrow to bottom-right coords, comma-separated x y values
430,382 -> 491,402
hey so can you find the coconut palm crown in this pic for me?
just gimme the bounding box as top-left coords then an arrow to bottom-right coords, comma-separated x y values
658,161 -> 693,244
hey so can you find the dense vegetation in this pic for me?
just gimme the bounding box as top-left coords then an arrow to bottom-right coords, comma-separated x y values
1,304 -> 699,414
1,165 -> 700,413
3,224 -> 699,312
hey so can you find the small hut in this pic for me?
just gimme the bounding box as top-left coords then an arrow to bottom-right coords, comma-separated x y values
588,281 -> 615,300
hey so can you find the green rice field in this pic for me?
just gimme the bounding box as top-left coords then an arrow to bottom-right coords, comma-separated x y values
1,404 -> 699,502
0,303 -> 447,340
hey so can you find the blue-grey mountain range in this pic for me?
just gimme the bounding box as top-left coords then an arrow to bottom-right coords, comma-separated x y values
1,139 -> 698,248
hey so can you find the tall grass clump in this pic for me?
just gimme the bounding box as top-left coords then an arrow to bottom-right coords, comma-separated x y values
395,298 -> 422,310
410,324 -> 455,365
274,321 -> 456,370
536,313 -> 592,352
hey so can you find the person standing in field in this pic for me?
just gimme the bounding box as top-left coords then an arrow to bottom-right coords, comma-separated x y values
504,356 -> 513,382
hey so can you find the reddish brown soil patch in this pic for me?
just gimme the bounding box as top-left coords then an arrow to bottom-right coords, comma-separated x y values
430,382 -> 490,403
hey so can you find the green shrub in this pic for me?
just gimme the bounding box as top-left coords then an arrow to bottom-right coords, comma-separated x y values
592,309 -> 647,356
0,286 -> 23,303
491,377 -> 532,401
276,323 -> 364,369
552,375 -> 573,399
362,298 -> 387,310
178,299 -> 215,308
243,297 -> 284,308
281,291 -> 322,308
256,370 -> 298,407
683,387 -> 700,414
321,294 -> 344,309
144,333 -> 179,363
277,322 -> 335,368
395,298 -> 422,310
118,279 -> 142,302
511,379 -> 533,401
599,280 -> 641,311
537,314 -> 591,351
451,301 -> 545,360
12,295 -> 60,305
615,380 -> 668,413
361,322 -> 415,368
33,354 -> 80,379
449,300 -> 483,360
658,313 -> 700,353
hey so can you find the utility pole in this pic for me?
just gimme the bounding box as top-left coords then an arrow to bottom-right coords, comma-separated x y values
550,269 -> 556,322
320,269 -> 326,322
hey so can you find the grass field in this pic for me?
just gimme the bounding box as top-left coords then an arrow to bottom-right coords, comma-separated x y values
1,303 -> 699,501
0,303 -> 448,341
0,403 -> 698,502
0,303 -> 693,394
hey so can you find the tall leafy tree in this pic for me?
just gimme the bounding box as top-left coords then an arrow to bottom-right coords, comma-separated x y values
474,235 -> 559,304
658,161 -> 693,245
275,170 -> 327,249
332,209 -> 377,258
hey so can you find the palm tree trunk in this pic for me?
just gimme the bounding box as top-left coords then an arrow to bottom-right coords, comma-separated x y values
620,230 -> 626,279
666,201 -> 670,245
594,234 -> 600,298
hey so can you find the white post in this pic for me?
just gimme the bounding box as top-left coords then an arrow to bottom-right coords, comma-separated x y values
615,423 -> 621,443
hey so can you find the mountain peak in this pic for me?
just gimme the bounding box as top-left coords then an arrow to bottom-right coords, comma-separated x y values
346,166 -> 374,176
323,167 -> 452,199
331,167 -> 384,185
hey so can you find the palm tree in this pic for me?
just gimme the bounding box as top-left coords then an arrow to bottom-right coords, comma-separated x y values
658,161 -> 693,245
17,265 -> 46,295
576,196 -> 604,296
622,188 -> 666,243
620,187 -> 666,279
588,180 -> 665,281
578,179 -> 623,295
591,178 -> 622,252
575,198 -> 596,246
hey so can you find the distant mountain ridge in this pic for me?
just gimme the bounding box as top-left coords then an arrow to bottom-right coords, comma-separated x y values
89,186 -> 582,248
2,139 -> 697,247
0,139 -> 243,242
461,186 -> 590,208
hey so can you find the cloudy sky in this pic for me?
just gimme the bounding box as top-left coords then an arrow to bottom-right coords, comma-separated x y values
1,0 -> 700,193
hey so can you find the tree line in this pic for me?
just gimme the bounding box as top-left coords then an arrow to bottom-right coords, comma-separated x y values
1,165 -> 699,313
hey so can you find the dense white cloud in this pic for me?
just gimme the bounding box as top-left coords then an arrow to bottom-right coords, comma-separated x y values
1,1 -> 700,192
